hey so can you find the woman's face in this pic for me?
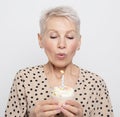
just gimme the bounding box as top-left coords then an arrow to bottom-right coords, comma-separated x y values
38,17 -> 81,68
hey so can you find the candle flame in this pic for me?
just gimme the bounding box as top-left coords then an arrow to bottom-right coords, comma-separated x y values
60,70 -> 64,74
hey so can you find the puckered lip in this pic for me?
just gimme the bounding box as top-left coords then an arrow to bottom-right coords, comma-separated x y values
56,53 -> 67,60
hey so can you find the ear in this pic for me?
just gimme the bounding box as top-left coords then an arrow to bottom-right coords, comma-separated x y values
77,35 -> 81,50
38,33 -> 44,48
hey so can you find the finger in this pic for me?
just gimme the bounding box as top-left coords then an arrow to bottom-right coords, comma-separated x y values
42,105 -> 60,112
65,100 -> 80,108
34,99 -> 59,114
61,107 -> 74,117
43,109 -> 61,117
62,104 -> 78,115
63,100 -> 83,116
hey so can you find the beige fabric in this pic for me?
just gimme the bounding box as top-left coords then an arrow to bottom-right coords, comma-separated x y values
5,65 -> 114,117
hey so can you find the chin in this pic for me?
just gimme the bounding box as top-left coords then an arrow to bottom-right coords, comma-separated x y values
51,61 -> 71,68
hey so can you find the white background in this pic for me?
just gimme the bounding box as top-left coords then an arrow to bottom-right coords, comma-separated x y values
0,0 -> 120,116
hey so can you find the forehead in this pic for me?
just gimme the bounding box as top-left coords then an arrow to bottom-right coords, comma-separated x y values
45,16 -> 76,31
45,17 -> 77,33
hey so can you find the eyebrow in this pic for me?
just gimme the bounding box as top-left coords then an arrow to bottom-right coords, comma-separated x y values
46,29 -> 77,34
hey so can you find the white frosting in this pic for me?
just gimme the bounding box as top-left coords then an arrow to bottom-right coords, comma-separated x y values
51,86 -> 74,98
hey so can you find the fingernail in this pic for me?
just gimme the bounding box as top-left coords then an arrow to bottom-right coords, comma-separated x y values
62,104 -> 66,107
57,109 -> 61,113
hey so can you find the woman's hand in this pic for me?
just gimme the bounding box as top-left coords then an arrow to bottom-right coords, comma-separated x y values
30,99 -> 61,117
61,100 -> 83,117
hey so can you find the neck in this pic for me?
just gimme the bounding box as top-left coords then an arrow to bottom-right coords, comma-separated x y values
48,61 -> 72,72
44,61 -> 73,78
44,62 -> 80,87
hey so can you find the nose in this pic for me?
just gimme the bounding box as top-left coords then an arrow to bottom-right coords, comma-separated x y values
57,38 -> 66,49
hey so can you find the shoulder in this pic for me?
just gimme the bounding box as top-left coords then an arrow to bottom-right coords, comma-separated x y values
80,68 -> 106,86
77,67 -> 109,95
80,68 -> 100,78
14,65 -> 45,82
16,65 -> 44,75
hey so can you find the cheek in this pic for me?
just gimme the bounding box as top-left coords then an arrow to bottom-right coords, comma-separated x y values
43,41 -> 54,53
69,43 -> 78,53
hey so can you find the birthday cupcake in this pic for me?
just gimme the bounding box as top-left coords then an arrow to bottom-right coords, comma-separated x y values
51,86 -> 74,105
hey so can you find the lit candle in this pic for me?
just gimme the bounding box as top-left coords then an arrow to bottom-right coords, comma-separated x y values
60,70 -> 64,88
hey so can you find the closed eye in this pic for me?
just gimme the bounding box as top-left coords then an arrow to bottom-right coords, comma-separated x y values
67,37 -> 74,39
50,36 -> 57,39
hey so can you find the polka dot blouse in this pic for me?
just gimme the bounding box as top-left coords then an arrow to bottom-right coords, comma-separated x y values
5,65 -> 114,117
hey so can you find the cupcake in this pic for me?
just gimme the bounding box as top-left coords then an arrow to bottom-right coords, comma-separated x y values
51,86 -> 74,105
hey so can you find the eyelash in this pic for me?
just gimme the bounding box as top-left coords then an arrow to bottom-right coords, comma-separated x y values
67,37 -> 74,39
50,36 -> 74,39
50,36 -> 57,39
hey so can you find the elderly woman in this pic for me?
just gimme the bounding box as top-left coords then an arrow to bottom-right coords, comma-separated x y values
5,6 -> 114,117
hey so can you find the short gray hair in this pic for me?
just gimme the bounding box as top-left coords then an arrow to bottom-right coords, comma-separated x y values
39,6 -> 80,35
